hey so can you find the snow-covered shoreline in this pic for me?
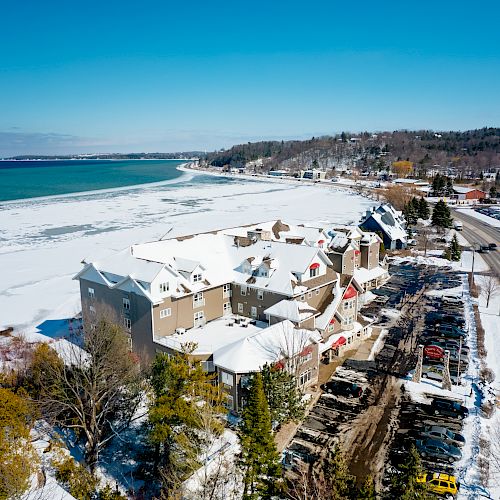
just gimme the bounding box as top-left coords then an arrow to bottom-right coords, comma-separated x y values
0,173 -> 374,338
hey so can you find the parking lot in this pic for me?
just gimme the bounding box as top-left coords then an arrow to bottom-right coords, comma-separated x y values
284,262 -> 472,495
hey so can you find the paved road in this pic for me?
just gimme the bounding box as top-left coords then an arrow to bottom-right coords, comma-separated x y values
452,209 -> 500,275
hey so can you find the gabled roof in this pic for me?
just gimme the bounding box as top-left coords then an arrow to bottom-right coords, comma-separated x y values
213,320 -> 321,373
361,204 -> 407,242
264,299 -> 318,323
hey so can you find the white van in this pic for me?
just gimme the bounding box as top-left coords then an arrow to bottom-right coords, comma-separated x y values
454,221 -> 463,231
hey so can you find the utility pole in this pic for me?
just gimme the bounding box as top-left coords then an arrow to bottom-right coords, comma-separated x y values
471,246 -> 475,286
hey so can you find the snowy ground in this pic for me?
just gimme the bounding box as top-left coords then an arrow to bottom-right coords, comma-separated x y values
0,170 -> 374,338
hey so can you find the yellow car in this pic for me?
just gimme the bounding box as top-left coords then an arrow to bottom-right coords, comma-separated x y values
416,472 -> 459,498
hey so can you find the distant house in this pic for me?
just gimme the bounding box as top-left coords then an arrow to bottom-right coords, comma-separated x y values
359,204 -> 407,250
452,186 -> 486,202
301,169 -> 326,181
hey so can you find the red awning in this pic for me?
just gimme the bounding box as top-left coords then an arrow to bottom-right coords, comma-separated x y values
318,239 -> 325,244
355,250 -> 361,255
300,346 -> 313,356
309,262 -> 320,270
329,318 -> 335,325
343,285 -> 357,299
332,336 -> 346,348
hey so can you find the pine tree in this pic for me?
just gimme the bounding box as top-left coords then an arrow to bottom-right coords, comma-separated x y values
390,446 -> 432,499
418,197 -> 430,220
358,475 -> 376,499
445,177 -> 454,195
322,445 -> 357,499
261,363 -> 305,426
149,349 -> 225,495
239,373 -> 282,499
449,234 -> 462,261
403,202 -> 418,226
431,200 -> 453,229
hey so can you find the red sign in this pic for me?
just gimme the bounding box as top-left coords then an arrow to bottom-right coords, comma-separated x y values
424,345 -> 445,359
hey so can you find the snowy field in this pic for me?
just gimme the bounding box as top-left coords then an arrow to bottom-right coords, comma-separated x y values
0,170 -> 374,337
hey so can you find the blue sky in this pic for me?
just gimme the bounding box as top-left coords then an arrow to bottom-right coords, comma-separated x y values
1,0 -> 499,155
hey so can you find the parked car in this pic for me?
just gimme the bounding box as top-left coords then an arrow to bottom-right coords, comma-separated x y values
441,296 -> 463,306
321,380 -> 363,398
434,324 -> 466,339
478,245 -> 490,253
420,425 -> 466,448
415,438 -> 462,463
430,398 -> 469,420
425,312 -> 465,328
416,472 -> 459,499
421,366 -> 459,384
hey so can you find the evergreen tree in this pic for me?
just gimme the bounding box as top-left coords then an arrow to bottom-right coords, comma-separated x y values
490,185 -> 497,198
445,177 -> 454,196
358,475 -> 376,499
149,349 -> 225,495
239,373 -> 282,499
390,446 -> 433,499
261,363 -> 305,426
431,200 -> 453,229
403,202 -> 418,226
322,445 -> 357,499
418,197 -> 430,220
449,234 -> 462,262
432,174 -> 446,196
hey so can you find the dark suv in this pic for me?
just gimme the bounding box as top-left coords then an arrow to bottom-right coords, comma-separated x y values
429,399 -> 469,420
321,380 -> 363,398
425,312 -> 465,328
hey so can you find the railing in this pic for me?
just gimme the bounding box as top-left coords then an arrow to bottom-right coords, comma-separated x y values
193,298 -> 206,308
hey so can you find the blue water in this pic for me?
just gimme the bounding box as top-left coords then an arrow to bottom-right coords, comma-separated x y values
0,159 -> 187,202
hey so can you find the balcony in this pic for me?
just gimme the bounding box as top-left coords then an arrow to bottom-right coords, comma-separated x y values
193,298 -> 206,309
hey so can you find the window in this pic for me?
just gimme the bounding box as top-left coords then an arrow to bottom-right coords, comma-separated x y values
194,311 -> 205,327
123,298 -> 130,310
251,306 -> 257,318
328,323 -> 335,332
221,371 -> 233,386
159,282 -> 169,293
88,287 -> 95,299
223,283 -> 231,298
192,273 -> 202,283
126,335 -> 133,352
224,395 -> 234,410
237,303 -> 244,314
89,305 -> 96,314
299,369 -> 312,386
307,291 -> 313,299
343,299 -> 355,311
300,295 -> 305,301
301,352 -> 313,363
193,292 -> 204,308
124,318 -> 131,330
260,269 -> 268,278
240,285 -> 247,296
160,308 -> 171,319
223,302 -> 231,315
315,289 -> 320,296
309,267 -> 319,278
257,290 -> 264,300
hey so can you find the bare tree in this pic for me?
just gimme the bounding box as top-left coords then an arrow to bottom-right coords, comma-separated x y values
33,308 -> 144,471
421,227 -> 431,257
481,273 -> 499,308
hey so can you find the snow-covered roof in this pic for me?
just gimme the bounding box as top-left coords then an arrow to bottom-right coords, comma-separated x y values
49,339 -> 89,366
453,186 -> 483,194
264,299 -> 317,323
361,204 -> 407,243
353,265 -> 388,286
213,320 -> 321,373
315,281 -> 345,330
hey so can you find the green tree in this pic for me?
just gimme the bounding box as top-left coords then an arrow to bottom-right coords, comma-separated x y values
448,234 -> 462,262
490,185 -> 497,198
149,348 -> 225,495
53,456 -> 99,500
322,446 -> 357,499
445,177 -> 454,196
0,388 -> 38,500
239,373 -> 282,499
261,363 -> 305,426
432,174 -> 446,196
358,475 -> 376,499
403,200 -> 418,226
390,446 -> 434,499
417,197 -> 430,220
431,200 -> 453,229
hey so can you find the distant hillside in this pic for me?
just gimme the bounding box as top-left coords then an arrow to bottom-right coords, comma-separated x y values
7,152 -> 203,160
204,128 -> 500,175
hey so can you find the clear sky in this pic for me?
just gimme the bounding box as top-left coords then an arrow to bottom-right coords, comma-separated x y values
1,0 -> 499,156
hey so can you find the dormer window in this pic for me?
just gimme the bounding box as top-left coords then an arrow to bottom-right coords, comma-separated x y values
193,273 -> 202,283
309,262 -> 320,278
159,282 -> 169,293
